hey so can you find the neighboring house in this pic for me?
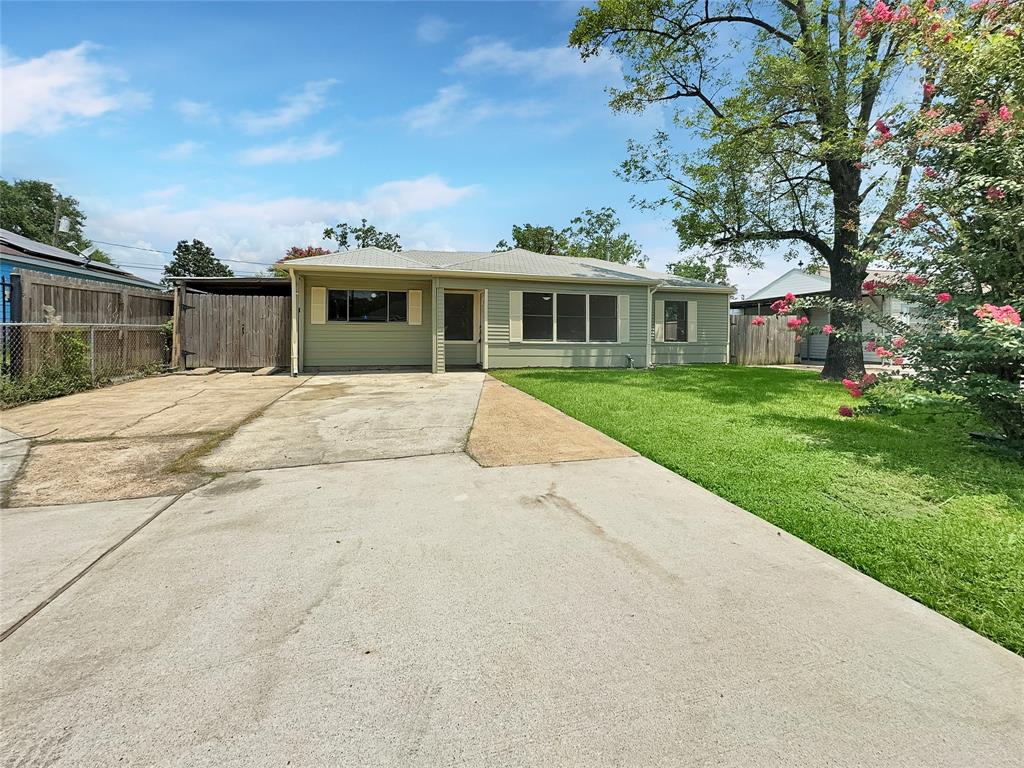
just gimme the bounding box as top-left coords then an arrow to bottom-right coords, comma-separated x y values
280,247 -> 734,374
731,267 -> 918,363
1,228 -> 163,321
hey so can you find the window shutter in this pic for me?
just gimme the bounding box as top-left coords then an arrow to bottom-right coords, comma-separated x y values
654,300 -> 665,342
509,290 -> 523,342
686,301 -> 698,343
310,287 -> 326,325
407,290 -> 422,325
617,295 -> 629,343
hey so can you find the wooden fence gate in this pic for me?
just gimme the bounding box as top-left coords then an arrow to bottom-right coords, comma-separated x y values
729,315 -> 799,366
176,290 -> 290,369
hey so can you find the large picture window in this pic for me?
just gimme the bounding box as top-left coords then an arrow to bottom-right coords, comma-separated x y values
664,300 -> 688,341
523,292 -> 554,341
326,290 -> 407,323
445,293 -> 475,341
521,291 -> 618,343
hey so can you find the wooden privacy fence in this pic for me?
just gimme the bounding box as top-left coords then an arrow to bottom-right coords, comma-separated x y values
729,315 -> 799,366
13,269 -> 172,324
175,290 -> 290,370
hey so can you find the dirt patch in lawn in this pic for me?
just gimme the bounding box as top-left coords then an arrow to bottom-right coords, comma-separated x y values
467,377 -> 635,467
8,436 -> 208,507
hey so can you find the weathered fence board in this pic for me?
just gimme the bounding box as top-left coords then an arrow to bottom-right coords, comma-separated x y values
13,269 -> 172,324
729,314 -> 799,366
178,290 -> 290,369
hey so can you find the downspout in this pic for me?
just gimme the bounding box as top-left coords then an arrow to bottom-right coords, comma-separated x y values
646,285 -> 655,368
289,267 -> 299,376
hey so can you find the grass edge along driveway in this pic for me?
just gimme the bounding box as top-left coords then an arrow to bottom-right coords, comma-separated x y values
490,365 -> 1024,656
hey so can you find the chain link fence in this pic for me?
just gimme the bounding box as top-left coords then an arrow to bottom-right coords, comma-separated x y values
1,322 -> 171,407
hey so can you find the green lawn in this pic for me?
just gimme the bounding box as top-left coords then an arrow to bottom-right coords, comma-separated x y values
490,365 -> 1024,655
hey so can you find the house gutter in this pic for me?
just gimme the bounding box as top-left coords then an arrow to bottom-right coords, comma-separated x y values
289,268 -> 299,376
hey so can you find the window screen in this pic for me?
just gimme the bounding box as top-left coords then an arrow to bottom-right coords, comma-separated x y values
588,295 -> 617,342
445,293 -> 475,341
523,292 -> 554,341
349,290 -> 388,322
665,300 -> 688,341
556,294 -> 586,342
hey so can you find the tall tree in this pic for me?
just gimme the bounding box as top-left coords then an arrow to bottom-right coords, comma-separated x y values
323,219 -> 402,251
162,239 -> 233,285
493,223 -> 565,254
667,254 -> 729,283
570,1 -> 933,379
0,178 -> 111,263
561,207 -> 646,265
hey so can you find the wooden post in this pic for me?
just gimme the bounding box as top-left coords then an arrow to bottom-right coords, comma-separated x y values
171,284 -> 183,369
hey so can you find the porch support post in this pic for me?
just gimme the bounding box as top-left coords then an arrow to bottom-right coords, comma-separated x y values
481,288 -> 489,370
646,285 -> 655,367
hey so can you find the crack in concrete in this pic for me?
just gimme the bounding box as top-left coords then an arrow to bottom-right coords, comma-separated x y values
110,387 -> 209,438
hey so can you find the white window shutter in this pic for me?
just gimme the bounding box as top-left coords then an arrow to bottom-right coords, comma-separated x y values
654,300 -> 665,342
310,287 -> 326,325
407,290 -> 422,325
687,301 -> 698,342
509,290 -> 523,342
617,295 -> 629,343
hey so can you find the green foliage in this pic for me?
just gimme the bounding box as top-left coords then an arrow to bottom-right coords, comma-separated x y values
162,239 -> 233,285
844,2 -> 1024,444
494,207 -> 645,266
493,224 -> 564,254
0,178 -> 111,263
0,328 -> 93,407
667,253 -> 728,283
323,219 -> 401,251
493,365 -> 1024,655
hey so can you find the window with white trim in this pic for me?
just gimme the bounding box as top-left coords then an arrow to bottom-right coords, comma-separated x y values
521,292 -> 619,342
326,290 -> 407,322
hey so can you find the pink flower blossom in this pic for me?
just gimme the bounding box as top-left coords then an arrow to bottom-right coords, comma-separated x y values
924,108 -> 942,119
905,273 -> 928,286
925,0 -> 935,10
892,356 -> 905,365
986,186 -> 1006,201
794,335 -> 803,343
799,316 -> 809,326
822,324 -> 834,334
873,1 -> 894,22
842,378 -> 856,389
974,304 -> 1022,326
784,292 -> 796,301
854,161 -> 866,170
924,166 -> 938,179
923,82 -> 936,98
998,105 -> 1012,122
770,299 -> 790,314
861,373 -> 878,387
897,205 -> 927,230
892,336 -> 906,349
865,340 -> 877,352
751,315 -> 766,326
862,279 -> 878,294
787,316 -> 802,330
838,405 -> 854,418
937,122 -> 963,136
936,292 -> 951,303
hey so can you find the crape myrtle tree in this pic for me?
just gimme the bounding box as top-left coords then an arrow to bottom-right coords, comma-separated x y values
819,0 -> 1023,444
270,246 -> 333,277
570,0 -> 942,379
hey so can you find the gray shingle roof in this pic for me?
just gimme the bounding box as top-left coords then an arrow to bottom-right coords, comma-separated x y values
282,247 -> 732,291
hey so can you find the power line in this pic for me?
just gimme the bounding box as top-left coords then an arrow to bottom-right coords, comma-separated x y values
91,238 -> 283,267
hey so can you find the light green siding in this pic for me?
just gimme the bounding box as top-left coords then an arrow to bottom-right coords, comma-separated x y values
444,343 -> 479,366
652,290 -> 729,365
302,273 -> 432,368
439,277 -> 651,369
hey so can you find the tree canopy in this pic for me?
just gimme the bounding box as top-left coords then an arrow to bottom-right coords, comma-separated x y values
0,178 -> 111,264
570,0 -> 938,378
162,239 -> 233,285
493,224 -> 564,254
323,219 -> 401,251
494,207 -> 645,265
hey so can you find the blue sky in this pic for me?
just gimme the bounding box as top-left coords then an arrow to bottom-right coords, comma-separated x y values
1,1 -> 779,293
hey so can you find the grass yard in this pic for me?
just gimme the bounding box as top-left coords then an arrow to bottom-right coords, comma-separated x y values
490,365 -> 1024,655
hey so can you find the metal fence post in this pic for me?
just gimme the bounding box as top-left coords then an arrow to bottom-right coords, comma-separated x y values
90,325 -> 96,382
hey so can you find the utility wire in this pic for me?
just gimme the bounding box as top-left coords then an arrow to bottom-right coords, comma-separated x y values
91,239 -> 284,267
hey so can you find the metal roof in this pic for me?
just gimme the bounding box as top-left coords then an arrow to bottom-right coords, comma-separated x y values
281,247 -> 734,291
0,228 -> 163,290
735,267 -> 909,305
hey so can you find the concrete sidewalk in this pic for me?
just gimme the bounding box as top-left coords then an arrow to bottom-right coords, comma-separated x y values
2,453 -> 1021,767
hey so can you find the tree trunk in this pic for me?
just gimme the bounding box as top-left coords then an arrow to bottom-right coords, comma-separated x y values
821,172 -> 867,381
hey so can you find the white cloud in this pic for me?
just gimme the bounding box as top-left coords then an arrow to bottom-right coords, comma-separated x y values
237,133 -> 341,165
417,16 -> 454,44
86,175 -> 477,278
238,79 -> 336,133
454,40 -> 621,82
160,140 -> 203,159
0,42 -> 149,134
142,184 -> 186,201
404,85 -> 549,133
175,98 -> 218,124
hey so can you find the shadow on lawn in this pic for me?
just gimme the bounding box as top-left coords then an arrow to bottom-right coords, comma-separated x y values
751,405 -> 1024,508
503,365 -> 821,407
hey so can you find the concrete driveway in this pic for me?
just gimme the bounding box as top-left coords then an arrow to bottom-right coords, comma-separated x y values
2,372 -> 1022,766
